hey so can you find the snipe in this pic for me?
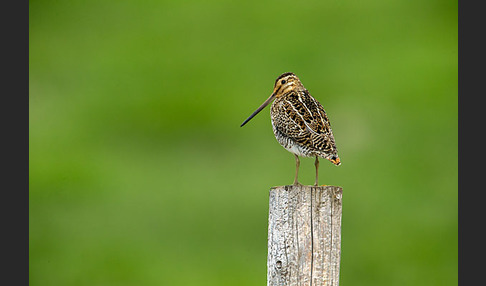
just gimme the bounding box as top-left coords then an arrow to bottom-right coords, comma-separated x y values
241,72 -> 341,186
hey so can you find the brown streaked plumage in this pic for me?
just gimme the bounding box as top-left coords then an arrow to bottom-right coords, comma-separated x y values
241,72 -> 340,186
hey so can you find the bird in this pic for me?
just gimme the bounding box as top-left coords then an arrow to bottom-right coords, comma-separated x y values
240,72 -> 341,186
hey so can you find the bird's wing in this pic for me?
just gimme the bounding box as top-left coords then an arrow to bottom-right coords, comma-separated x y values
278,90 -> 338,154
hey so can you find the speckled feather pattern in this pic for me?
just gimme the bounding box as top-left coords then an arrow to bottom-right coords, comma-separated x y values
271,88 -> 340,164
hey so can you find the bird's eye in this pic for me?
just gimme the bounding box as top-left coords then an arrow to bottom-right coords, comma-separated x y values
281,80 -> 286,84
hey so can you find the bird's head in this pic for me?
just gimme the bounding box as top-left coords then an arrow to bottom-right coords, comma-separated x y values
240,72 -> 303,127
272,72 -> 304,98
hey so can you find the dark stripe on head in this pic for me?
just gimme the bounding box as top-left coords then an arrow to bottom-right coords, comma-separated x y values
275,72 -> 296,86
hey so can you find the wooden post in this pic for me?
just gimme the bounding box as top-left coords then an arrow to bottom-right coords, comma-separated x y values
267,185 -> 343,286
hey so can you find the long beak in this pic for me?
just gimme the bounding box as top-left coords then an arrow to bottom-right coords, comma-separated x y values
240,93 -> 276,127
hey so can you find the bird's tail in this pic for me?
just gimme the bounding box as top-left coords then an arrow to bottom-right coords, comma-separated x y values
329,155 -> 341,166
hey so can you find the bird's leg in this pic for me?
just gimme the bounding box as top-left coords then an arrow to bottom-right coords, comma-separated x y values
293,154 -> 301,185
314,156 -> 319,186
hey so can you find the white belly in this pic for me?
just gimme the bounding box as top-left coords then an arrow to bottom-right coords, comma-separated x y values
283,142 -> 309,157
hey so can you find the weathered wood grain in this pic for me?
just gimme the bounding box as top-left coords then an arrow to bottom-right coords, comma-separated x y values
267,185 -> 343,286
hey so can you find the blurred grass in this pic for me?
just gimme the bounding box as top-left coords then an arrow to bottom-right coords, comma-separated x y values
30,0 -> 457,285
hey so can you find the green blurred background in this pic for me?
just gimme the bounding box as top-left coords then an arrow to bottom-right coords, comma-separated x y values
29,0 -> 457,285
